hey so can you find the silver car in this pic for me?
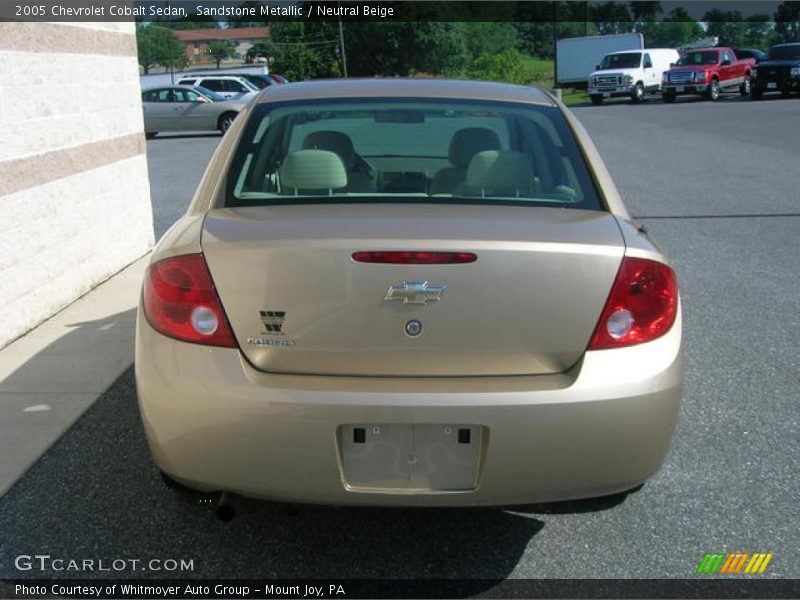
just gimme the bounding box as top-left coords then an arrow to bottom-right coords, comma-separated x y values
141,85 -> 246,138
136,79 -> 682,509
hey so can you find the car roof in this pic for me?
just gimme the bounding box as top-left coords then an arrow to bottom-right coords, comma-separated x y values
253,78 -> 554,106
773,42 -> 800,47
142,85 -> 204,92
180,75 -> 248,81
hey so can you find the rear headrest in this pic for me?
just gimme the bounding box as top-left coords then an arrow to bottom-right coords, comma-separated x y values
302,131 -> 357,169
449,128 -> 501,168
465,150 -> 533,195
279,150 -> 347,191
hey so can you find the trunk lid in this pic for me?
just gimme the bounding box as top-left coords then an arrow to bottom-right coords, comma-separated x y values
202,204 -> 625,377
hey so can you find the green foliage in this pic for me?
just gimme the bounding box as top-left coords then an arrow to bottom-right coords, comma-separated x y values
254,22 -> 340,81
774,1 -> 800,43
467,49 -> 543,85
744,15 -> 776,49
591,1 -> 634,35
704,10 -> 748,48
206,40 -> 236,68
136,24 -> 187,74
344,22 -> 468,77
636,8 -> 705,48
463,22 -> 519,61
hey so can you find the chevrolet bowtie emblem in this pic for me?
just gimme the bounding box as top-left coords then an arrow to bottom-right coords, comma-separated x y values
384,281 -> 446,305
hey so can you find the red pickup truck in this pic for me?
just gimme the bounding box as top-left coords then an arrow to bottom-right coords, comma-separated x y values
662,47 -> 755,102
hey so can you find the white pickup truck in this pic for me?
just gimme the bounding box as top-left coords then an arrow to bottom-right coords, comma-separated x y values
588,48 -> 680,104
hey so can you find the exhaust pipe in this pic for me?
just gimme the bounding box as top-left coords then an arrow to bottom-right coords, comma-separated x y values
215,491 -> 236,522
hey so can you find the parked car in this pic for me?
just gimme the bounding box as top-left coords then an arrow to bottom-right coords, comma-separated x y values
141,85 -> 245,138
188,73 -> 278,90
176,75 -> 259,100
750,43 -> 800,99
733,48 -> 767,62
588,48 -> 680,104
662,47 -> 754,102
136,79 -> 682,511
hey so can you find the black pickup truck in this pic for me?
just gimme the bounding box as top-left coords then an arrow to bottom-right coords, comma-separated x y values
751,43 -> 800,99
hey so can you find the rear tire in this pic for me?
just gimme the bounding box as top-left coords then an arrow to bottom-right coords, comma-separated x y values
218,112 -> 237,134
740,75 -> 751,96
631,82 -> 645,103
663,91 -> 676,103
706,78 -> 720,101
590,94 -> 603,105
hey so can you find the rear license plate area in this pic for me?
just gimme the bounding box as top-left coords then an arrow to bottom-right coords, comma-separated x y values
768,82 -> 777,89
339,424 -> 483,491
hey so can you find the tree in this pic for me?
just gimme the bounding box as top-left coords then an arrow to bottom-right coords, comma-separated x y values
255,22 -> 340,80
463,22 -> 518,62
744,15 -> 775,49
703,9 -> 747,48
206,40 -> 236,68
639,8 -> 704,48
345,22 -> 468,77
774,1 -> 800,43
630,1 -> 662,24
590,1 -> 634,35
136,24 -> 187,74
468,49 -> 540,85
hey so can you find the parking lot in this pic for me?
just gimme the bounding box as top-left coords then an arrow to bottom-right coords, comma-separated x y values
1,95 -> 798,581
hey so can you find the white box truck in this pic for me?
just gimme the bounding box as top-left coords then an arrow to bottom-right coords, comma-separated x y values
556,33 -> 644,87
588,48 -> 680,104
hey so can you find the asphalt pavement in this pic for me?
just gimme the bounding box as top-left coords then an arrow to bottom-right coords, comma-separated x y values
1,95 -> 798,581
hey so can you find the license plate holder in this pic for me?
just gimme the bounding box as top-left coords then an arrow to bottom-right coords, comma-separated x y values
340,424 -> 482,491
676,86 -> 685,92
767,82 -> 777,89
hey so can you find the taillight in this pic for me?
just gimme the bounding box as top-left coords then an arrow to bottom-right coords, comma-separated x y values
352,251 -> 477,264
587,257 -> 678,350
143,254 -> 236,348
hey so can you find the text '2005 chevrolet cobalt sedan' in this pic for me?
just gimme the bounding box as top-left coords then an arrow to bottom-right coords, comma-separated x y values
136,79 -> 682,507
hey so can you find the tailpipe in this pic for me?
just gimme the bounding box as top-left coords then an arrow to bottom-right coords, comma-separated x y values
215,491 -> 236,522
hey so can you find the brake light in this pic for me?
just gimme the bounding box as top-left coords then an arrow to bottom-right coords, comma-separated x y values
352,251 -> 477,264
587,257 -> 678,350
143,254 -> 236,348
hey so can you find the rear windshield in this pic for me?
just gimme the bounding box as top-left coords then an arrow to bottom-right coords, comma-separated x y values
225,99 -> 602,210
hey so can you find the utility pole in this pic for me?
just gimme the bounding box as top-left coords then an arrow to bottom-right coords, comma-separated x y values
338,14 -> 348,78
552,1 -> 558,90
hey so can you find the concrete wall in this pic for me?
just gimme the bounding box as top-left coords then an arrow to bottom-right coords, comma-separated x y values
0,22 -> 154,348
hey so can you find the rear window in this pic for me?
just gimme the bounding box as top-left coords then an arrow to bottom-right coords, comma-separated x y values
225,99 -> 602,210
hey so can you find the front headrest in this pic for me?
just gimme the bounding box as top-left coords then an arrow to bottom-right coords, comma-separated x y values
302,131 -> 357,169
465,150 -> 533,195
279,150 -> 347,191
449,128 -> 501,168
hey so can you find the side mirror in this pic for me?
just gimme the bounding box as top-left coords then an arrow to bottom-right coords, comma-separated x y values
595,64 -> 600,70
669,63 -> 675,67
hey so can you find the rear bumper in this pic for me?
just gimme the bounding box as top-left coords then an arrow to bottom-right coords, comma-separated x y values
135,307 -> 683,507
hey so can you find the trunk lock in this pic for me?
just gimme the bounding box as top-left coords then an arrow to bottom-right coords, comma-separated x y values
405,320 -> 423,337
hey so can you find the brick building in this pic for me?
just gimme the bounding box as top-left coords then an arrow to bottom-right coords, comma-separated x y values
174,27 -> 270,64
